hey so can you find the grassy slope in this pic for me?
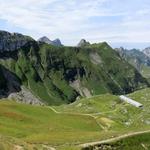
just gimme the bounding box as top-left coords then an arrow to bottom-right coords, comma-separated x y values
54,88 -> 150,149
0,100 -> 102,148
141,64 -> 150,79
109,132 -> 150,150
0,88 -> 149,149
54,88 -> 150,130
88,132 -> 150,150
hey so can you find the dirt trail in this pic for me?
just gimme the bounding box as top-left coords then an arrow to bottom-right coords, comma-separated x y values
79,130 -> 150,148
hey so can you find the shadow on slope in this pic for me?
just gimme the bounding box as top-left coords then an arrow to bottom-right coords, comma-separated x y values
0,64 -> 21,98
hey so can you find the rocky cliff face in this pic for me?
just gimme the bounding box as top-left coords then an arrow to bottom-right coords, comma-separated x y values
116,47 -> 150,64
143,47 -> 150,58
0,30 -> 33,52
115,47 -> 150,79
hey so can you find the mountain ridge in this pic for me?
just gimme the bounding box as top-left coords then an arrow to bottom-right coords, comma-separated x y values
0,30 -> 34,52
115,47 -> 150,79
0,30 -> 149,105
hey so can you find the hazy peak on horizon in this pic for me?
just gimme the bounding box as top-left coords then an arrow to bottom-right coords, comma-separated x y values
0,29 -> 150,50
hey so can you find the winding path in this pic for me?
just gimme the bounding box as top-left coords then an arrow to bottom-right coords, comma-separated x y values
79,130 -> 150,148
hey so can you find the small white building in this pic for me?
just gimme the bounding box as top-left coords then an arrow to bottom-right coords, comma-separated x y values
119,95 -> 143,108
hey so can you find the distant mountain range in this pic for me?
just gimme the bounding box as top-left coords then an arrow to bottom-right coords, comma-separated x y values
0,30 -> 149,105
143,47 -> 150,58
38,36 -> 63,46
115,47 -> 150,79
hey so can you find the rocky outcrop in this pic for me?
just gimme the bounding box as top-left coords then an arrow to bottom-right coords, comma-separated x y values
77,39 -> 90,47
38,36 -> 63,46
116,47 -> 150,68
70,79 -> 92,98
90,52 -> 103,65
0,30 -> 33,52
143,47 -> 150,58
8,86 -> 44,105
0,64 -> 44,105
115,47 -> 126,58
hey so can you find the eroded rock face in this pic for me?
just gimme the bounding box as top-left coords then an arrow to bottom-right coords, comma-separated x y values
115,47 -> 150,76
0,30 -> 33,52
90,52 -> 103,65
143,47 -> 150,58
70,79 -> 92,98
8,86 -> 44,105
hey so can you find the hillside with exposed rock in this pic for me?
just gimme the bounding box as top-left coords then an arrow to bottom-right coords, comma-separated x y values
116,47 -> 150,79
0,30 -> 149,105
0,30 -> 33,52
143,47 -> 150,58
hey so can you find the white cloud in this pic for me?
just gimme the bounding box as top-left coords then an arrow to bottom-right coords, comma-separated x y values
0,0 -> 150,46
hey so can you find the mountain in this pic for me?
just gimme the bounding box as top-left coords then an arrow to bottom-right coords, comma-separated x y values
77,39 -> 90,47
116,47 -> 150,79
143,47 -> 150,58
0,30 -> 33,52
37,36 -> 52,44
0,30 -> 149,105
38,36 -> 63,46
52,38 -> 63,46
115,47 -> 150,70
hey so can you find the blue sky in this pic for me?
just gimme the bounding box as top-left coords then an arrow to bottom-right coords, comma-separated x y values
0,0 -> 150,49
